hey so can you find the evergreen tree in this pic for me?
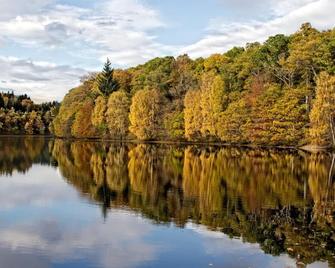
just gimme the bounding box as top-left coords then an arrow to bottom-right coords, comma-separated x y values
0,95 -> 4,108
97,58 -> 119,96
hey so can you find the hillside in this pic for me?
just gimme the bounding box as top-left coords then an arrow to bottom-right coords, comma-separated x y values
53,23 -> 335,147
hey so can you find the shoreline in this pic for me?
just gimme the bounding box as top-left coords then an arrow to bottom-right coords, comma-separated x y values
1,134 -> 333,152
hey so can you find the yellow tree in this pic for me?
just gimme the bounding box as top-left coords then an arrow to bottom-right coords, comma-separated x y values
106,91 -> 131,138
200,73 -> 227,138
52,85 -> 91,137
184,89 -> 202,140
24,111 -> 45,134
129,88 -> 163,140
284,23 -> 327,86
218,98 -> 249,143
71,99 -> 97,138
309,72 -> 335,147
91,95 -> 107,136
269,87 -> 309,146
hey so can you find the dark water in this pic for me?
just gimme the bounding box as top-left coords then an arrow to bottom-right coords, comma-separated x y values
0,137 -> 334,268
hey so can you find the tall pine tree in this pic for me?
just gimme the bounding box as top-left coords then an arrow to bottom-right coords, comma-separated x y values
97,58 -> 119,96
0,95 -> 4,108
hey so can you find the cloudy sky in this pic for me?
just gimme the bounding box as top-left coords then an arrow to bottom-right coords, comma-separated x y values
0,0 -> 334,102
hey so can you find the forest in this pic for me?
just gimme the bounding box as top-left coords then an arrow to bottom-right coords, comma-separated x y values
0,91 -> 59,134
15,23 -> 335,147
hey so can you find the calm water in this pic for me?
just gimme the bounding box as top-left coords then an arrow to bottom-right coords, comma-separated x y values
0,137 -> 334,268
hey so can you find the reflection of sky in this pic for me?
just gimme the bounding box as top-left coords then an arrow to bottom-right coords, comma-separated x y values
0,164 -> 329,268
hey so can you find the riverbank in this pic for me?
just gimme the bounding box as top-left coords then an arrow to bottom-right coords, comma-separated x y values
2,134 -> 333,152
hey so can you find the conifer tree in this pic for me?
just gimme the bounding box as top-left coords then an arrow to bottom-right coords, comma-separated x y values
0,95 -> 4,108
97,58 -> 119,96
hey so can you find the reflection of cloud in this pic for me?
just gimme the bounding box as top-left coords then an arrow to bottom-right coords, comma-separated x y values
0,250 -> 49,268
0,165 -> 156,268
186,223 -> 301,268
0,165 -> 74,210
186,223 -> 260,252
0,212 -> 156,268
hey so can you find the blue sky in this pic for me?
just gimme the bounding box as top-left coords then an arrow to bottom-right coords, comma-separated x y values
0,0 -> 334,101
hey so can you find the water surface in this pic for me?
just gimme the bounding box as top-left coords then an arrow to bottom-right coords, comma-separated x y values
0,137 -> 334,268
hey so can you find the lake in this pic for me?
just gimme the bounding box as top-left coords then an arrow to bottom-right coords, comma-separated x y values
0,136 -> 334,268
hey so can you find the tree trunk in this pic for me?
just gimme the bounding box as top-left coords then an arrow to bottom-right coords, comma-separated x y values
329,116 -> 335,147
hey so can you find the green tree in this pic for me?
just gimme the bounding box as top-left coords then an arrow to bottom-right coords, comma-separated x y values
0,95 -> 4,108
164,111 -> 185,139
96,58 -> 119,96
130,57 -> 175,94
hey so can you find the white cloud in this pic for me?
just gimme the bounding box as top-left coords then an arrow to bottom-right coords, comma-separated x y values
0,1 -> 168,65
216,0 -> 316,17
0,0 -> 173,101
0,56 -> 87,102
181,0 -> 335,58
0,0 -> 53,20
272,0 -> 316,16
0,0 -> 334,101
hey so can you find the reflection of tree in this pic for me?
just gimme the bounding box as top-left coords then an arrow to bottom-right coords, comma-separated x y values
51,140 -> 335,266
309,153 -> 335,231
0,136 -> 52,175
106,146 -> 129,194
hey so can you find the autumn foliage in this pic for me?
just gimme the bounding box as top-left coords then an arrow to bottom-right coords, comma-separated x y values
52,24 -> 335,147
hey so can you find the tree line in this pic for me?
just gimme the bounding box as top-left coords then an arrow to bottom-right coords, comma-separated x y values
52,23 -> 335,147
0,91 -> 59,134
